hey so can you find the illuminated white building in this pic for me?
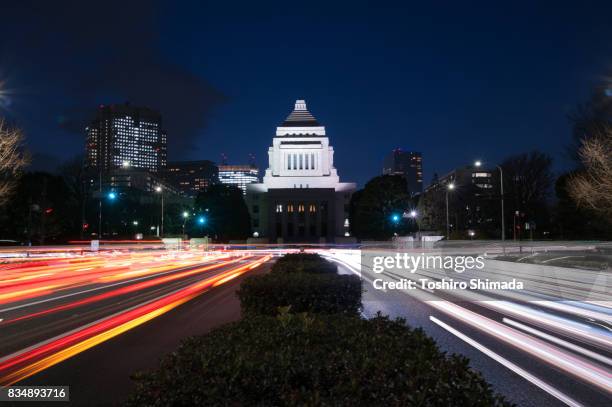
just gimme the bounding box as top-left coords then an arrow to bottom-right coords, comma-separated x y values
86,103 -> 167,173
218,164 -> 259,195
246,100 -> 356,242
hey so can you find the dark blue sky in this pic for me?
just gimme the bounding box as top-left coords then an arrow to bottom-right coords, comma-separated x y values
1,1 -> 611,187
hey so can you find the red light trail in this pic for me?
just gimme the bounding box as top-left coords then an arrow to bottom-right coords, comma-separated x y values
0,250 -> 271,385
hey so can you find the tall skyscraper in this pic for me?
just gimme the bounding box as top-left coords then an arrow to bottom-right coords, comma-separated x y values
165,160 -> 219,198
85,103 -> 167,173
218,164 -> 259,195
382,149 -> 423,194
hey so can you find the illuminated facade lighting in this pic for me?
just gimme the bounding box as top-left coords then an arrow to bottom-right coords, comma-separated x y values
85,103 -> 167,173
218,164 -> 259,195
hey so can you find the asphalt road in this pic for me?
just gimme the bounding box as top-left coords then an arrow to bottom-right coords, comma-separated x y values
16,262 -> 271,406
324,248 -> 611,407
0,250 -> 272,405
1,245 -> 610,406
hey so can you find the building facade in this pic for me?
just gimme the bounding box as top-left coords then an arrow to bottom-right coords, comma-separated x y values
105,169 -> 178,194
383,149 -> 423,194
246,100 -> 356,243
165,160 -> 219,198
86,103 -> 167,173
422,165 -> 498,235
218,165 -> 259,195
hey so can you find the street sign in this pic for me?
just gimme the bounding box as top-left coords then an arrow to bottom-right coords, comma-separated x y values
91,240 -> 99,252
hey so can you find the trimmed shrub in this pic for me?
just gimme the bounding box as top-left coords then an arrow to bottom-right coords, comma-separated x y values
271,253 -> 338,274
128,314 -> 511,406
237,271 -> 361,316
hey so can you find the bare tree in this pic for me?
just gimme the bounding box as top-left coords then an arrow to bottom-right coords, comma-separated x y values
568,72 -> 612,164
0,119 -> 29,206
568,128 -> 612,217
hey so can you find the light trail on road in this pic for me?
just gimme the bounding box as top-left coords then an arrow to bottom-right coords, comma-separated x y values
323,247 -> 612,406
1,243 -> 609,406
0,249 -> 271,386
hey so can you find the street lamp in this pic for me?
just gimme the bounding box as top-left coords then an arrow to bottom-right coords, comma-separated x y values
409,210 -> 419,232
182,211 -> 189,235
155,186 -> 164,237
446,183 -> 455,240
97,191 -> 117,238
474,160 -> 505,242
132,220 -> 138,226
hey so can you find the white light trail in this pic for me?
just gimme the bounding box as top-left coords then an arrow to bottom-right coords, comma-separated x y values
503,318 -> 612,367
430,316 -> 584,407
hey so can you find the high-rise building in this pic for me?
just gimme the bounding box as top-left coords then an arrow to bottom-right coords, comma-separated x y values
382,149 -> 423,194
165,160 -> 219,198
218,164 -> 259,195
246,100 -> 356,243
85,103 -> 167,173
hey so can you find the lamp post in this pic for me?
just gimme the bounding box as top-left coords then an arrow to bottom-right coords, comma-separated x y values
100,191 -> 117,237
475,160 -> 505,242
98,171 -> 102,237
155,186 -> 164,237
182,211 -> 189,236
409,210 -> 419,232
446,183 -> 455,240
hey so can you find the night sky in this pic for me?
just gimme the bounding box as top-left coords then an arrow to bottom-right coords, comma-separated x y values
1,1 -> 611,187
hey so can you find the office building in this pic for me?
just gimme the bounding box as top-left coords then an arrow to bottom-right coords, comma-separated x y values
383,149 -> 423,194
165,160 -> 218,198
218,164 -> 259,195
85,103 -> 167,173
422,165 -> 497,233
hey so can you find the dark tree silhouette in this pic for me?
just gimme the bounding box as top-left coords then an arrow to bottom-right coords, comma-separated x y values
350,175 -> 413,240
500,151 -> 554,238
193,184 -> 251,241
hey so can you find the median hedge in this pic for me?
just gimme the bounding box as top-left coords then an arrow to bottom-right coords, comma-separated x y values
237,271 -> 362,316
271,252 -> 338,274
128,313 -> 511,407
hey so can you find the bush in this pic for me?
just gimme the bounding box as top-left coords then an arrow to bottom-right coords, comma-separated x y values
128,313 -> 511,407
271,253 -> 338,274
237,271 -> 362,316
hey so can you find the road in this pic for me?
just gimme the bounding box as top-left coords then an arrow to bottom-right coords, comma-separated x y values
324,247 -> 611,407
0,249 -> 271,399
0,244 -> 610,406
